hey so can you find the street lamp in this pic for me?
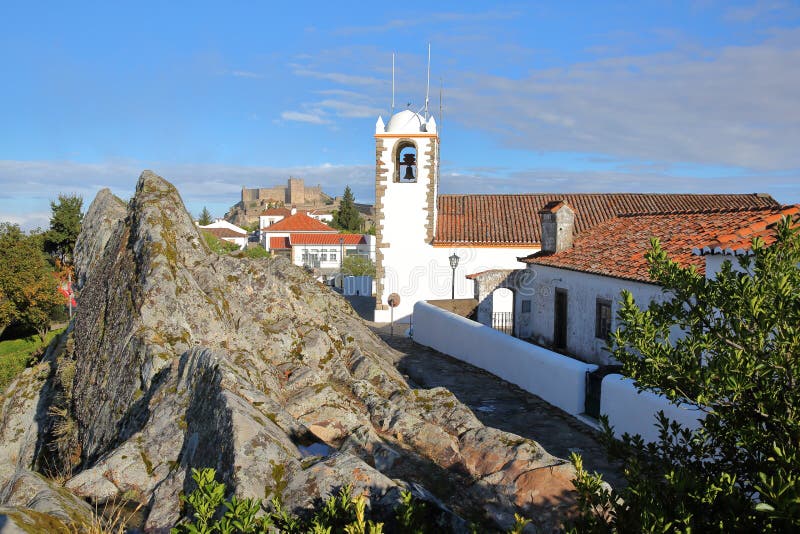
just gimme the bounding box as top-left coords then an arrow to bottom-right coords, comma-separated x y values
339,237 -> 344,271
449,252 -> 460,300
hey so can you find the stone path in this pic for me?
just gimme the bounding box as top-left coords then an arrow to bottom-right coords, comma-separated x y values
369,321 -> 626,489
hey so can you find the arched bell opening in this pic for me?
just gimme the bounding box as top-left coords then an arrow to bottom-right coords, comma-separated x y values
393,140 -> 418,183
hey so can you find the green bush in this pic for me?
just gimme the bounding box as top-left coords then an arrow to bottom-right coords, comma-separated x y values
201,231 -> 240,255
0,328 -> 64,392
172,468 -> 533,533
567,216 -> 800,532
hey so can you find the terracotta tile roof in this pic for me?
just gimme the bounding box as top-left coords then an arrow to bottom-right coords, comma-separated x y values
261,212 -> 336,233
695,205 -> 800,255
269,237 -> 291,250
289,233 -> 366,245
435,193 -> 779,245
520,206 -> 791,283
201,227 -> 247,239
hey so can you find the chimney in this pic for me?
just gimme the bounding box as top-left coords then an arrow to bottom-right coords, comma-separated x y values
539,200 -> 575,254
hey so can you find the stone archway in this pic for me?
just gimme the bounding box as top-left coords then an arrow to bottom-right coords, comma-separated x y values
469,269 -> 529,337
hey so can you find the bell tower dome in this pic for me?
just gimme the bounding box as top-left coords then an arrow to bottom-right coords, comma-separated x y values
373,109 -> 439,321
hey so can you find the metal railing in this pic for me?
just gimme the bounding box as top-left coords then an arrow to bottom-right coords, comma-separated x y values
492,312 -> 514,336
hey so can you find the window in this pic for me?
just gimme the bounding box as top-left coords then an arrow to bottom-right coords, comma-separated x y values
595,299 -> 612,339
521,300 -> 531,313
330,251 -> 337,262
320,251 -> 328,261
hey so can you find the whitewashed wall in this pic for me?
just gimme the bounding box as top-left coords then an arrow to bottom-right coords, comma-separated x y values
343,276 -> 373,296
376,245 -> 533,322
518,264 -> 666,365
412,301 -> 597,415
601,374 -> 704,443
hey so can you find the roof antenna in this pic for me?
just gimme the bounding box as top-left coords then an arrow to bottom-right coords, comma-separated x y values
391,51 -> 395,116
424,43 -> 431,121
439,76 -> 443,132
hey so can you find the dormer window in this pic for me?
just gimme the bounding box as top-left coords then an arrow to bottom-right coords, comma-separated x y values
395,141 -> 418,183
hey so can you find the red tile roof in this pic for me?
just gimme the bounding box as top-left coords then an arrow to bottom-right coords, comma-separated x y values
269,237 -> 291,250
696,205 -> 800,255
289,233 -> 366,245
261,212 -> 336,233
201,227 -> 247,239
435,193 -> 779,245
520,206 -> 791,283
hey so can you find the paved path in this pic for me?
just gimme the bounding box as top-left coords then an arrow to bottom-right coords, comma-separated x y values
369,321 -> 625,489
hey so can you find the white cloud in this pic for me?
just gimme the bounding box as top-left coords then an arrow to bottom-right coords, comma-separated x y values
280,111 -> 330,124
447,29 -> 800,171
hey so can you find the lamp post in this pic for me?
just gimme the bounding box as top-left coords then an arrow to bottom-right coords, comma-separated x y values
449,252 -> 460,300
339,237 -> 345,289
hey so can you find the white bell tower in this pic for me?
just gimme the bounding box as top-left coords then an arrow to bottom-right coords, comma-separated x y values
373,110 -> 439,322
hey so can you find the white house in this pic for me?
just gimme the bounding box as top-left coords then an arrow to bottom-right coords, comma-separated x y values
260,210 -> 374,274
507,202 -> 797,365
199,219 -> 248,249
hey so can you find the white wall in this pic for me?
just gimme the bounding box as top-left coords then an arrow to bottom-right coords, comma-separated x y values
413,301 -> 598,415
600,374 -> 704,443
518,264 -> 665,365
343,276 -> 372,296
222,236 -> 247,250
375,245 -> 533,322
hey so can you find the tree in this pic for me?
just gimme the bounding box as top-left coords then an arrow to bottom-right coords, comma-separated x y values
569,216 -> 800,532
0,223 -> 62,340
332,186 -> 363,232
198,206 -> 213,226
43,194 -> 83,268
341,255 -> 376,277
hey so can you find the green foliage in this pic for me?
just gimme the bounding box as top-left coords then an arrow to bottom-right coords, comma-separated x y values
332,187 -> 363,232
568,216 -> 800,532
173,468 -> 533,533
341,256 -> 375,277
238,247 -> 270,259
0,328 -> 64,392
202,230 -> 240,255
0,223 -> 63,340
199,207 -> 214,226
43,193 -> 83,266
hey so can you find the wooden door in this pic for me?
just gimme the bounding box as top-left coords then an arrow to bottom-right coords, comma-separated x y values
554,289 -> 568,350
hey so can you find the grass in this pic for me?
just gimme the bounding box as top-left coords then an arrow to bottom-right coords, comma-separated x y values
0,328 -> 64,393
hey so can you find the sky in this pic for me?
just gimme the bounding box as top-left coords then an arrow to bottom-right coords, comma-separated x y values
1,0 -> 799,230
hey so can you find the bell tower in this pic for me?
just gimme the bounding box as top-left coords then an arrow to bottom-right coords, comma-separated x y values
373,109 -> 439,322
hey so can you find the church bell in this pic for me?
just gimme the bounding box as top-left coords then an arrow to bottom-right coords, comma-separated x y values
401,152 -> 416,181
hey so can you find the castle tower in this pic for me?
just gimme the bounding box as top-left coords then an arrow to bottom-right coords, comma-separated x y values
373,110 -> 439,322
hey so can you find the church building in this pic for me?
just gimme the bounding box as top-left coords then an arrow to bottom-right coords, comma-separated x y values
372,108 -> 780,324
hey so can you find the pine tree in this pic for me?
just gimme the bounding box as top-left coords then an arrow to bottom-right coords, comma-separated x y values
198,206 -> 213,226
43,194 -> 83,268
333,186 -> 363,232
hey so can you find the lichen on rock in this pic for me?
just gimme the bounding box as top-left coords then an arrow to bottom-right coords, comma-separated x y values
0,171 -> 578,532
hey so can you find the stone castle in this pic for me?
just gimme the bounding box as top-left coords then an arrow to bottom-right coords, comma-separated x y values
241,177 -> 332,207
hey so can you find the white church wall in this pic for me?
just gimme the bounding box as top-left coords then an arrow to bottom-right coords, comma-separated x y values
413,300 -> 597,415
375,244 -> 533,322
519,264 -> 665,365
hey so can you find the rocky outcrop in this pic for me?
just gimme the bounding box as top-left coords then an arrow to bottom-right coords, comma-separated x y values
0,171 -> 577,532
73,188 -> 127,290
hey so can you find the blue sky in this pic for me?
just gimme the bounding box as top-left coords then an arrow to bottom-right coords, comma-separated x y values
1,1 -> 799,229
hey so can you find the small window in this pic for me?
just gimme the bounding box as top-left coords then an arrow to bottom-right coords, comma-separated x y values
330,251 -> 337,262
521,300 -> 531,313
321,252 -> 328,261
595,299 -> 612,339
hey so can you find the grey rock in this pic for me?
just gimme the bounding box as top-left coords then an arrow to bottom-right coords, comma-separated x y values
0,170 -> 577,532
73,187 -> 127,290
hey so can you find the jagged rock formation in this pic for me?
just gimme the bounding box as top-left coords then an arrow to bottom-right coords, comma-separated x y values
73,187 -> 127,290
0,171 -> 576,532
